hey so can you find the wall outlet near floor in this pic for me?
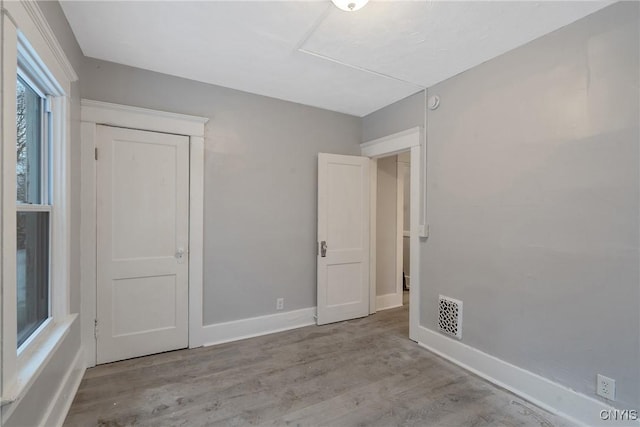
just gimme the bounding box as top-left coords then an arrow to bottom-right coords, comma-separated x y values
276,298 -> 284,310
597,374 -> 616,400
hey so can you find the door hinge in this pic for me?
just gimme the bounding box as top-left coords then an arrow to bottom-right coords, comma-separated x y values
95,148 -> 98,160
94,319 -> 98,339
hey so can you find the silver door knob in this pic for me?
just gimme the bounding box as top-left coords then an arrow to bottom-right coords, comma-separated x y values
176,247 -> 186,263
320,241 -> 327,257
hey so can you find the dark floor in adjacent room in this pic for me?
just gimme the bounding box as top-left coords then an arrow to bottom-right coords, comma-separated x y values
64,303 -> 571,426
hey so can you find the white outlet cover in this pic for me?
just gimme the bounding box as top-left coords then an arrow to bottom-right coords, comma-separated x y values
597,374 -> 616,401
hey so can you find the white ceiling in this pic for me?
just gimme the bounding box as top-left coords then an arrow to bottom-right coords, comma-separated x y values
60,1 -> 613,117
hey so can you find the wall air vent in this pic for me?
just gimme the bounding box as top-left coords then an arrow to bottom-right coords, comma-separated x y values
438,295 -> 463,339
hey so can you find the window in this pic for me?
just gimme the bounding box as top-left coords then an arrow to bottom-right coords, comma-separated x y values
1,3 -> 76,407
16,75 -> 52,348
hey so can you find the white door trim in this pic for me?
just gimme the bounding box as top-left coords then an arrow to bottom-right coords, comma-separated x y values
80,100 -> 208,367
368,159 -> 377,314
361,127 -> 422,158
395,158 -> 408,304
361,126 -> 423,342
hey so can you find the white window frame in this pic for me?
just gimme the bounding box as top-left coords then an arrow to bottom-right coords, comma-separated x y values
15,70 -> 53,352
1,2 -> 77,417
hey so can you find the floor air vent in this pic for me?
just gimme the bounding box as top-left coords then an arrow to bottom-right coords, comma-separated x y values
438,295 -> 463,339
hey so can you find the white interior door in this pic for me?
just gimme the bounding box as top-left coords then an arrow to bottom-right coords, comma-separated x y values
317,153 -> 370,325
96,125 -> 189,364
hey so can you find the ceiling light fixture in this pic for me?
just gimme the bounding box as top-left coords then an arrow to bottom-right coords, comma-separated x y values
331,0 -> 369,12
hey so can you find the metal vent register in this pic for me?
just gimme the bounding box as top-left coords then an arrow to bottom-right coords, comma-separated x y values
438,295 -> 463,339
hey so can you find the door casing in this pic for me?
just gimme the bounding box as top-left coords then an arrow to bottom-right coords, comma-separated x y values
360,127 -> 423,341
80,100 -> 208,367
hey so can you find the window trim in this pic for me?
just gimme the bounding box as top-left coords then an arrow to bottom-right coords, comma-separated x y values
1,2 -> 76,415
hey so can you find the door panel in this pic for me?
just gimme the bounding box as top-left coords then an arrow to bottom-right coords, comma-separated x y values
111,140 -> 178,259
327,263 -> 363,306
96,125 -> 189,364
317,153 -> 369,325
111,275 -> 177,336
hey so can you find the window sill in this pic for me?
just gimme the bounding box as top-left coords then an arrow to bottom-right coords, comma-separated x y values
0,313 -> 77,409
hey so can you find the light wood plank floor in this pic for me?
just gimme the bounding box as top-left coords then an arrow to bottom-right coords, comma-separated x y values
64,304 -> 572,427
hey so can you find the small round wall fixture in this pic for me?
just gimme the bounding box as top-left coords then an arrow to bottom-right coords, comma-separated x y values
331,0 -> 369,12
428,95 -> 440,110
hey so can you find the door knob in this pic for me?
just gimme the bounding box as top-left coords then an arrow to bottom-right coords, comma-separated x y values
320,241 -> 327,257
176,247 -> 186,263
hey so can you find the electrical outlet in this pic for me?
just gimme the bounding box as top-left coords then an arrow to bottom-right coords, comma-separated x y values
276,298 -> 284,310
597,374 -> 616,401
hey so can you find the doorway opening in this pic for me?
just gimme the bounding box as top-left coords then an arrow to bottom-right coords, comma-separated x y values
361,126 -> 423,342
316,127 -> 422,340
373,151 -> 411,314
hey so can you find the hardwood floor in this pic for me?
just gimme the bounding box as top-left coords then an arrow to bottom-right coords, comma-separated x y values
65,305 -> 571,427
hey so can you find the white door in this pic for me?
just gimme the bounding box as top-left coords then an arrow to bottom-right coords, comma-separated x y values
317,153 -> 370,325
96,125 -> 189,364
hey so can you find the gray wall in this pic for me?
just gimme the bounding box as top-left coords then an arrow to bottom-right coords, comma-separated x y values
80,59 -> 362,324
362,91 -> 425,142
363,1 -> 639,411
376,156 -> 397,296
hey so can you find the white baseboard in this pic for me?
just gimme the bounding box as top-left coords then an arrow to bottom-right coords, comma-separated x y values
40,348 -> 85,427
376,293 -> 403,311
414,325 -> 633,427
200,307 -> 316,347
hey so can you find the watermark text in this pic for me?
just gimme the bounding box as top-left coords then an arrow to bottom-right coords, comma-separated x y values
600,409 -> 638,421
